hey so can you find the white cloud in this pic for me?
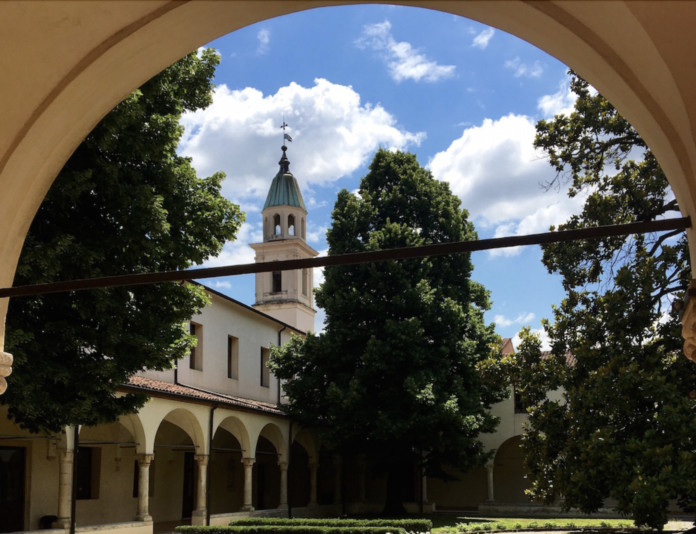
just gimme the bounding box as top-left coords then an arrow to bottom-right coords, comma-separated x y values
513,327 -> 551,351
505,57 -> 544,78
306,222 -> 328,244
212,280 -> 232,289
472,28 -> 495,49
202,222 -> 262,268
494,312 -> 535,327
257,28 -> 270,55
356,21 -> 456,83
538,79 -> 576,117
179,79 -> 424,203
428,111 -> 586,258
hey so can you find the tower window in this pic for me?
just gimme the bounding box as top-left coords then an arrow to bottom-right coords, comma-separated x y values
288,214 -> 295,236
272,272 -> 282,293
273,214 -> 281,235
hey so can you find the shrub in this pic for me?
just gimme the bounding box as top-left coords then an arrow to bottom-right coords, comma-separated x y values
528,523 -> 539,529
226,519 -> 431,533
543,523 -> 554,530
176,527 -> 407,534
513,524 -> 523,530
482,526 -> 493,532
495,525 -> 507,531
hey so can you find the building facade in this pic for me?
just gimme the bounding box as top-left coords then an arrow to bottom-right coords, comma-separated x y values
0,148 -> 543,534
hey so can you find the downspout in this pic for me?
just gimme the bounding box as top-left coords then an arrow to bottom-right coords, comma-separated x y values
277,325 -> 287,405
206,403 -> 218,526
287,420 -> 293,519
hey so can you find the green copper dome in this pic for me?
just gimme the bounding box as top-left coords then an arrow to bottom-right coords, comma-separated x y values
263,146 -> 306,211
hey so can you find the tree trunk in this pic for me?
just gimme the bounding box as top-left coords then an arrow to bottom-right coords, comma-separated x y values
381,463 -> 407,516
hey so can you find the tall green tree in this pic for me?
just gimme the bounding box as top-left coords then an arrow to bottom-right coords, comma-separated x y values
481,73 -> 696,529
4,49 -> 243,434
270,149 -> 506,512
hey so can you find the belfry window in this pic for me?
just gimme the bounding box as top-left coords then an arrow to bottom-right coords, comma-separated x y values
273,214 -> 281,235
288,214 -> 295,236
272,271 -> 282,293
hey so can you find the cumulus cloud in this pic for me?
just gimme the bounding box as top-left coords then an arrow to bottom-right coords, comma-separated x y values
513,327 -> 551,351
179,79 -> 424,202
505,57 -> 544,78
428,106 -> 586,257
494,312 -> 535,327
257,28 -> 270,55
202,222 -> 262,268
472,28 -> 495,49
212,280 -> 232,289
538,79 -> 576,117
356,21 -> 456,83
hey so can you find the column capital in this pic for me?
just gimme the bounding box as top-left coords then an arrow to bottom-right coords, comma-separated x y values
0,352 -> 12,395
278,460 -> 289,470
136,453 -> 154,466
194,454 -> 209,466
242,457 -> 256,467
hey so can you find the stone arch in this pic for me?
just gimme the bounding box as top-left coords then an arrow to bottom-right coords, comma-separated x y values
216,415 -> 251,457
288,214 -> 295,236
160,407 -> 206,451
493,435 -> 530,504
292,427 -> 318,463
273,213 -> 281,236
256,422 -> 287,462
2,3 -> 696,375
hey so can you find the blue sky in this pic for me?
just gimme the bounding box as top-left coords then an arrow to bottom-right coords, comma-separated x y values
180,4 -> 585,347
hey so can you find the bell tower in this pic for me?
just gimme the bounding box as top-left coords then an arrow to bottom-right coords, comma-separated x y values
250,136 -> 318,332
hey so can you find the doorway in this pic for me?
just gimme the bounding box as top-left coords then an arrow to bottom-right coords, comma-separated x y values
0,446 -> 25,534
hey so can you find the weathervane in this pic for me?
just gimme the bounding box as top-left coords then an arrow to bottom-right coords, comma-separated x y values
281,119 -> 292,146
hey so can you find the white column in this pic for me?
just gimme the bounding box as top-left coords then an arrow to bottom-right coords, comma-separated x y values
54,450 -> 74,528
191,455 -> 209,523
278,461 -> 288,510
333,456 -> 342,504
486,463 -> 495,503
135,454 -> 154,521
308,462 -> 319,507
241,458 -> 255,511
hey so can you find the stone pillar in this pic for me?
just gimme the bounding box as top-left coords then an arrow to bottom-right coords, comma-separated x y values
0,351 -> 12,395
54,450 -> 74,528
486,463 -> 495,503
241,458 -> 255,511
357,457 -> 367,503
333,456 -> 342,504
191,455 -> 209,523
308,462 -> 319,507
134,454 -> 154,521
278,461 -> 289,510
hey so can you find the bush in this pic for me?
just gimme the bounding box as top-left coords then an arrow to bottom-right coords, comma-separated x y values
528,523 -> 539,529
513,524 -> 523,530
226,519 -> 431,533
176,527 -> 407,534
543,523 -> 554,530
495,525 -> 506,531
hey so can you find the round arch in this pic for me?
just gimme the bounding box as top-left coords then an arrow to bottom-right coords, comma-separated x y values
254,422 -> 288,462
1,2 -> 696,368
493,435 -> 530,504
216,415 -> 252,457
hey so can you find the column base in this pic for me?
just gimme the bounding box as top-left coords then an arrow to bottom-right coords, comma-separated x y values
191,510 -> 207,525
485,500 -> 495,504
53,519 -> 71,529
308,502 -> 319,508
134,514 -> 153,522
277,504 -> 288,510
240,505 -> 255,512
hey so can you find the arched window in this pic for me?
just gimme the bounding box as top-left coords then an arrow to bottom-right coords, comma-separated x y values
288,214 -> 295,236
301,218 -> 306,240
273,214 -> 281,236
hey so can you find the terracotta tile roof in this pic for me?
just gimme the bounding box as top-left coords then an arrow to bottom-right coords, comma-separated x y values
124,376 -> 285,416
540,350 -> 577,367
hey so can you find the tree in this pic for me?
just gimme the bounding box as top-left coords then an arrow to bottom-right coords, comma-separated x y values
481,73 -> 696,529
270,149 -> 506,513
3,49 -> 243,434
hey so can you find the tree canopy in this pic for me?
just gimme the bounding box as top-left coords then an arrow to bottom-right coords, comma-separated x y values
4,49 -> 243,434
270,149 -> 506,511
480,73 -> 696,529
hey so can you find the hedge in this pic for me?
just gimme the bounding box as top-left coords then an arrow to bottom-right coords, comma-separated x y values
227,519 -> 432,533
176,527 -> 408,534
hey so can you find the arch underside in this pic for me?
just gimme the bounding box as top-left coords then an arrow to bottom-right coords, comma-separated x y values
1,1 -> 695,362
